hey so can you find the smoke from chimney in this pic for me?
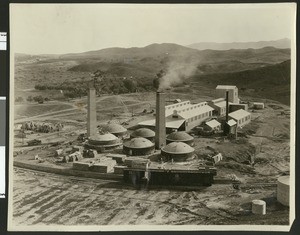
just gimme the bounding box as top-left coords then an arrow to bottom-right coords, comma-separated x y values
158,60 -> 200,91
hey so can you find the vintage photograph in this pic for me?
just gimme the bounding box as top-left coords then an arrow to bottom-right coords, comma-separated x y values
8,3 -> 296,231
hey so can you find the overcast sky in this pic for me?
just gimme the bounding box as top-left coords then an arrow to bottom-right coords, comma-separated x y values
10,3 -> 296,55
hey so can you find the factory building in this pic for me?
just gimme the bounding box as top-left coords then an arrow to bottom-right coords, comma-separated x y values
166,131 -> 194,146
139,101 -> 214,132
161,142 -> 195,162
228,109 -> 251,127
98,123 -> 127,138
224,119 -> 238,137
208,98 -> 228,117
123,137 -> 155,156
123,90 -> 217,187
204,119 -> 221,131
175,104 -> 214,131
215,85 -> 239,104
84,133 -> 122,151
130,128 -> 155,142
165,100 -> 191,116
229,103 -> 248,112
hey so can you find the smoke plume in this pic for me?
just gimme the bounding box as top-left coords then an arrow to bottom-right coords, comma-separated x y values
158,59 -> 199,91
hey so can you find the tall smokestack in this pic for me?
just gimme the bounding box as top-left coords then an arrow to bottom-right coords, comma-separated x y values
225,90 -> 229,122
87,82 -> 97,137
155,91 -> 166,149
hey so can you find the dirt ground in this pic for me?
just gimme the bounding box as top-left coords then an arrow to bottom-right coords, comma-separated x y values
12,168 -> 288,227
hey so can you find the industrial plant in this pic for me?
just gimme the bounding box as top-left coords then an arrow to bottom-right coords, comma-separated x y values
8,3 -> 294,229
12,80 -> 290,216
11,63 -> 291,227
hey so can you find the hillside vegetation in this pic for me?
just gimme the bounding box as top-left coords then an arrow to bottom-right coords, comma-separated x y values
15,43 -> 291,104
193,60 -> 291,105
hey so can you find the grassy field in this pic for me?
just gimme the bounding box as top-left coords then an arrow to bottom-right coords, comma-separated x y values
15,103 -> 74,119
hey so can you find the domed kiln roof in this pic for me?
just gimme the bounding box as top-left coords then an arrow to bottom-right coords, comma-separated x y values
131,128 -> 155,138
162,142 -> 194,154
89,133 -> 118,142
166,131 -> 194,142
99,123 -> 127,134
123,137 -> 154,149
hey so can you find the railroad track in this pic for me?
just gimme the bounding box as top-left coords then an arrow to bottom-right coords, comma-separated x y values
14,167 -> 277,191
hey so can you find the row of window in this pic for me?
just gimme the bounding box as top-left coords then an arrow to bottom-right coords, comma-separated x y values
166,102 -> 190,110
186,111 -> 212,123
177,103 -> 207,113
166,101 -> 208,112
238,115 -> 251,124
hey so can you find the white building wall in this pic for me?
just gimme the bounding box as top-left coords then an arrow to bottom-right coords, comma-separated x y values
232,114 -> 251,127
185,110 -> 213,131
165,101 -> 191,116
215,87 -> 239,104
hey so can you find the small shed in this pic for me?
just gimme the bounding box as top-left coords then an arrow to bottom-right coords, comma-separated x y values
253,102 -> 264,109
228,109 -> 251,127
204,120 -> 221,131
224,119 -> 237,136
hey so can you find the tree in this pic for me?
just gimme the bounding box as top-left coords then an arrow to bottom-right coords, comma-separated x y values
15,97 -> 23,103
123,79 -> 137,92
33,95 -> 44,103
27,96 -> 33,102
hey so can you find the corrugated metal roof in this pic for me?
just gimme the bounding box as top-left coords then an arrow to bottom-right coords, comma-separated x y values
216,85 -> 237,90
228,109 -> 251,120
211,98 -> 225,103
138,116 -> 185,129
178,105 -> 214,119
227,119 -> 237,126
205,119 -> 221,128
213,101 -> 227,108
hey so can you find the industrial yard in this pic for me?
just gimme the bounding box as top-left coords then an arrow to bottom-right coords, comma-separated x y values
11,85 -> 291,226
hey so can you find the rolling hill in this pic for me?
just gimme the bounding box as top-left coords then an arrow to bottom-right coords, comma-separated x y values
14,43 -> 291,104
192,60 -> 291,105
65,43 -> 290,75
187,38 -> 291,51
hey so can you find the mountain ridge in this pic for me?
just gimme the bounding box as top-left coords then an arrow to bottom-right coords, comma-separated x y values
187,38 -> 291,51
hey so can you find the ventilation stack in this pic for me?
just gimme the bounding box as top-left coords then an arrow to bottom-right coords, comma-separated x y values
223,90 -> 230,136
87,82 -> 97,137
155,91 -> 166,149
225,90 -> 229,122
